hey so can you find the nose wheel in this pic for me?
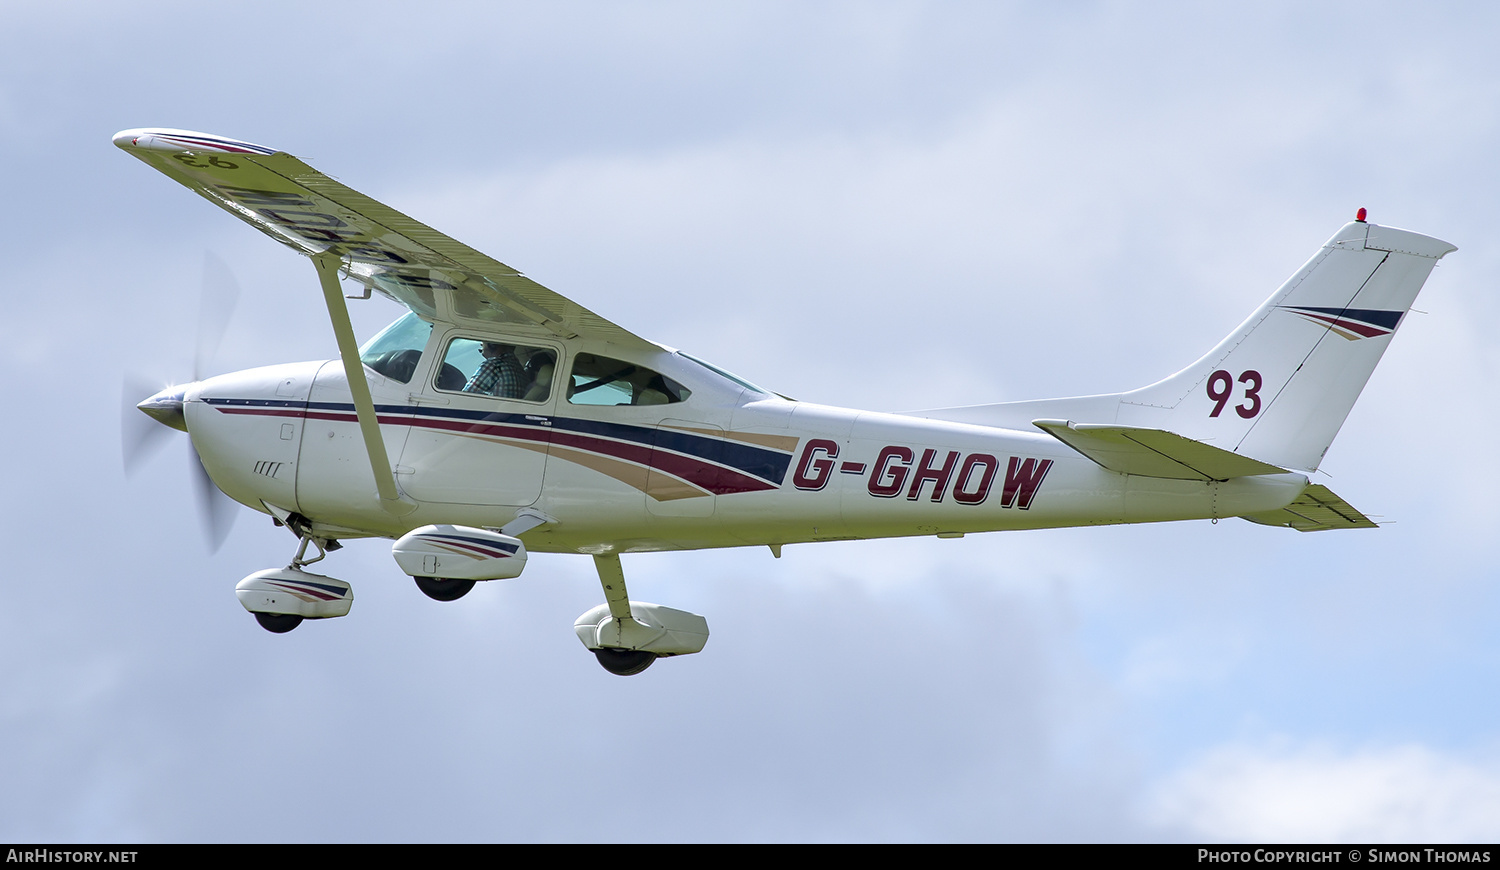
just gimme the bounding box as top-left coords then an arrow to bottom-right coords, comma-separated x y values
254,612 -> 304,633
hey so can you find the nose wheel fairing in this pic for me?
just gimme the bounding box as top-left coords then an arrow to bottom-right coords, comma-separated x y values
236,567 -> 353,623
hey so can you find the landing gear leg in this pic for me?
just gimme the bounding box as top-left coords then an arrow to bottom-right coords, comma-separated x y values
589,553 -> 656,676
573,555 -> 708,674
288,529 -> 331,571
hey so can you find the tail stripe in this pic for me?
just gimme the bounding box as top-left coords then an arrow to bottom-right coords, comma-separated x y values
1279,305 -> 1405,339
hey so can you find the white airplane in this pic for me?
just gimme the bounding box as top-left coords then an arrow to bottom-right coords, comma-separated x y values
116,127 -> 1455,675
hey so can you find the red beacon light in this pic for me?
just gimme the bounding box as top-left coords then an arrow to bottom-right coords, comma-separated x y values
1356,207 -> 1368,222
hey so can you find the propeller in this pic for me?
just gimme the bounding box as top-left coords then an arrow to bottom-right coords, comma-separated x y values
122,252 -> 244,551
195,251 -> 240,381
120,372 -> 177,471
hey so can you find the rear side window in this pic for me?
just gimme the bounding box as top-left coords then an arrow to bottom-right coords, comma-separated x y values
567,353 -> 690,406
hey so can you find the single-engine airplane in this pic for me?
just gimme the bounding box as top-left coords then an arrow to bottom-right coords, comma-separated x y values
117,128 -> 1454,675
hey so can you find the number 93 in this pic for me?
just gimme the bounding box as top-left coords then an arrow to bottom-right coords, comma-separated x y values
1206,369 -> 1262,419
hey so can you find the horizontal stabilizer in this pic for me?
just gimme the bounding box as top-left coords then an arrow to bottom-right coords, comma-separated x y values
1033,419 -> 1287,480
1239,484 -> 1377,532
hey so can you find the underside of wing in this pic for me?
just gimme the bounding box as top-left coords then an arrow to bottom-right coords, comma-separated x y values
1239,484 -> 1379,531
114,128 -> 655,350
1033,419 -> 1288,480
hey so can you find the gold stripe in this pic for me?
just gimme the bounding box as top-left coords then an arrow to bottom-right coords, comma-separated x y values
658,424 -> 799,453
427,427 -> 715,500
543,444 -> 712,501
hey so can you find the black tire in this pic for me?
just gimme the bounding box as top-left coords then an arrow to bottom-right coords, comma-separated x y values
593,648 -> 657,676
255,612 -> 303,633
415,576 -> 476,602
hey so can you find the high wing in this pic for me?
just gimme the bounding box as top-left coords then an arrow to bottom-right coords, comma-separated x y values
113,128 -> 655,351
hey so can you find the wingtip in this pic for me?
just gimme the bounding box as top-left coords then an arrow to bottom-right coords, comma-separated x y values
112,128 -> 147,150
111,128 -> 277,156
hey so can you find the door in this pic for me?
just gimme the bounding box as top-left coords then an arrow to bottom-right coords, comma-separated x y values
396,334 -> 557,507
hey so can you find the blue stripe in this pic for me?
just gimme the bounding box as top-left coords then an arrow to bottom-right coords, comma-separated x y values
205,397 -> 794,486
422,533 -> 520,554
1284,306 -> 1404,330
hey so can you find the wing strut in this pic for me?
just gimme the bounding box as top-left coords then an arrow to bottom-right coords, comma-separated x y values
313,252 -> 415,516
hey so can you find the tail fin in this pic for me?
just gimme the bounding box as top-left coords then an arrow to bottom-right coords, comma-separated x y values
1117,219 -> 1454,471
913,217 -> 1455,472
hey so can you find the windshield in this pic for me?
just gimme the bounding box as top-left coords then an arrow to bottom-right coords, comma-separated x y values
678,352 -> 771,396
358,312 -> 432,384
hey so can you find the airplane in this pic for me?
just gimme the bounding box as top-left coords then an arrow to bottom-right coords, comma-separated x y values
115,127 -> 1455,676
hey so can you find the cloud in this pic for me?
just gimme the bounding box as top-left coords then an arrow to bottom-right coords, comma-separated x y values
1145,741 -> 1500,843
6,0 -> 1500,843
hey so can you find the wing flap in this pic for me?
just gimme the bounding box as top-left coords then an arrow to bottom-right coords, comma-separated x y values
1033,419 -> 1287,480
114,128 -> 654,349
1239,484 -> 1378,531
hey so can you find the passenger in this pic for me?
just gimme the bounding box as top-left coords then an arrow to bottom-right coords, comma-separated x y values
521,349 -> 556,402
464,342 -> 525,399
631,369 -> 671,406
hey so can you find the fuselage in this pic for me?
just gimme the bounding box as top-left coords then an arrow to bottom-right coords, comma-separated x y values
181,317 -> 1307,555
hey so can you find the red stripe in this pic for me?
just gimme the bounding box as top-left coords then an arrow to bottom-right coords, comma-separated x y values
157,135 -> 261,154
424,539 -> 513,560
266,581 -> 341,601
1294,312 -> 1390,338
218,405 -> 776,495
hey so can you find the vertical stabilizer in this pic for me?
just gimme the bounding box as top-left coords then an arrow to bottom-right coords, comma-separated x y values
1114,219 -> 1455,471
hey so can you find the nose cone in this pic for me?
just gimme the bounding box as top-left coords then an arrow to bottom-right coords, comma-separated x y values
137,385 -> 190,432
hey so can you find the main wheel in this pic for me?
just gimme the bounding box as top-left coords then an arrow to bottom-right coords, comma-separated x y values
255,612 -> 303,633
415,576 -> 476,602
593,648 -> 657,676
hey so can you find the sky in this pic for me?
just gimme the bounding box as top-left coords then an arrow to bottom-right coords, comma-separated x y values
3,0 -> 1500,843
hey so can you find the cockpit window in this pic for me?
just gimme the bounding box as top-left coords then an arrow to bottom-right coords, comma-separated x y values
358,312 -> 433,384
567,353 -> 690,406
435,338 -> 556,402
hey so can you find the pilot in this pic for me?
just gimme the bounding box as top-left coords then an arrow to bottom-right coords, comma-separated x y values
464,342 -> 525,399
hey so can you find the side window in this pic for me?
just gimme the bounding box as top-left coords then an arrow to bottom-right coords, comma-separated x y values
567,353 -> 691,406
435,338 -> 556,402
